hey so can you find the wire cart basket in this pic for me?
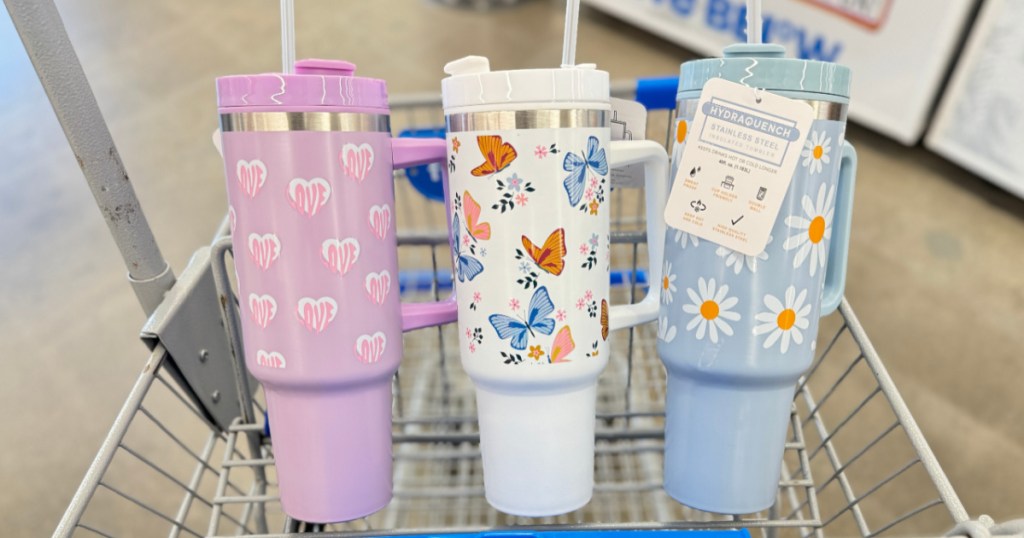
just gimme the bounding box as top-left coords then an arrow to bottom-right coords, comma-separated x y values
5,2 -> 1007,537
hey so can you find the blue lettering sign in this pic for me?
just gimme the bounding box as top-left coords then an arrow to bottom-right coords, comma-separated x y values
652,0 -> 844,62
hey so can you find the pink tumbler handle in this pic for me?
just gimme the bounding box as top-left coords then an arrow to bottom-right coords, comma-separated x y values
392,138 -> 458,331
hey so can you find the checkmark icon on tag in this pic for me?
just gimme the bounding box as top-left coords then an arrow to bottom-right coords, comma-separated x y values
731,215 -> 744,225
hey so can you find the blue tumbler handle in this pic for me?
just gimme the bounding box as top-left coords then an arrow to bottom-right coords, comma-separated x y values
821,141 -> 857,315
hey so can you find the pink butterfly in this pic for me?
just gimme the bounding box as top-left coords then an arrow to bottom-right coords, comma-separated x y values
548,325 -> 575,363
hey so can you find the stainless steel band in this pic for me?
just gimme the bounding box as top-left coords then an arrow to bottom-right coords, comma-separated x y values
219,112 -> 391,133
445,109 -> 609,132
676,99 -> 848,122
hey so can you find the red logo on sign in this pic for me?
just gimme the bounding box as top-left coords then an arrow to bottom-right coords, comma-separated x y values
797,0 -> 894,31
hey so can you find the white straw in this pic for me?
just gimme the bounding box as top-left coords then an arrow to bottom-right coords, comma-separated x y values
280,0 -> 296,73
746,0 -> 762,44
561,0 -> 581,68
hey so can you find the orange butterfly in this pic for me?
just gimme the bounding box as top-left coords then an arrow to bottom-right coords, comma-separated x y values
600,299 -> 609,341
471,135 -> 518,177
522,228 -> 567,276
462,190 -> 491,241
549,326 -> 575,363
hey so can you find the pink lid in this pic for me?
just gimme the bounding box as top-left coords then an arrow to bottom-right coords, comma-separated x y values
216,59 -> 389,111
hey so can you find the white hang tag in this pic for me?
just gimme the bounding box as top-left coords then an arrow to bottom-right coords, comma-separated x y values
664,78 -> 814,256
609,97 -> 648,188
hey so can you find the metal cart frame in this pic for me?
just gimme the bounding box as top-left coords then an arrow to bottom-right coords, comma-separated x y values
5,1 -> 1015,537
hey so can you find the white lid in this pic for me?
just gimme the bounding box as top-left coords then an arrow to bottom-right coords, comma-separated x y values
442,56 -> 611,112
474,382 -> 597,516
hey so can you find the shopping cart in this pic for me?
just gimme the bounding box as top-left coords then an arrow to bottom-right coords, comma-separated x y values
7,2 -> 1010,537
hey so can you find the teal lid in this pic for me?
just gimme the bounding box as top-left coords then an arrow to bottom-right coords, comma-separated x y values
678,44 -> 851,102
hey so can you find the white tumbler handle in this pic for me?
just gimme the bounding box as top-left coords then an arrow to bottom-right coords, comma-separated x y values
607,140 -> 669,331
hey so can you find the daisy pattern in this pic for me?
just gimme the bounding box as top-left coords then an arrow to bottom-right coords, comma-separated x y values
674,229 -> 699,249
657,316 -> 677,343
784,183 -> 835,276
801,130 -> 832,175
681,277 -> 740,344
753,286 -> 811,354
661,261 -> 678,304
715,235 -> 772,275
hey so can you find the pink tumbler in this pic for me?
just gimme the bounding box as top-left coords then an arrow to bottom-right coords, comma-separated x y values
217,59 -> 456,523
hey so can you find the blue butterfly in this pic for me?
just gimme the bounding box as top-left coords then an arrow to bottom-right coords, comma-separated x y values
452,214 -> 484,282
562,135 -> 609,206
489,286 -> 556,350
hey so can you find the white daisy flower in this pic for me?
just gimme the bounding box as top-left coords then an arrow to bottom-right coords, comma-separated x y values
674,229 -> 700,249
657,316 -> 677,343
784,183 -> 835,277
661,261 -> 678,304
672,140 -> 685,164
715,235 -> 772,275
801,130 -> 832,174
753,285 -> 812,354
681,277 -> 740,344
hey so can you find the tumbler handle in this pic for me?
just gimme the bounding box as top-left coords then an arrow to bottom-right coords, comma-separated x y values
820,142 -> 857,315
607,140 -> 670,331
391,138 -> 459,331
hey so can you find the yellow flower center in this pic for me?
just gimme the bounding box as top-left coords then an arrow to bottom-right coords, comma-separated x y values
662,276 -> 670,290
808,216 -> 826,244
813,145 -> 824,159
777,309 -> 797,330
700,300 -> 719,320
676,120 -> 688,143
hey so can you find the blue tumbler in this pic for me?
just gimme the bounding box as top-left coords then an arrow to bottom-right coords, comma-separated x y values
658,44 -> 857,514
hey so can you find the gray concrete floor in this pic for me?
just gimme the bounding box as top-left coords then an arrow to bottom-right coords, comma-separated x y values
1,1 -> 1022,536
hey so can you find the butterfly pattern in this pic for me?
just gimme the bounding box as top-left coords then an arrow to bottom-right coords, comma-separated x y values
514,228 -> 567,288
563,136 -> 609,213
452,213 -> 485,282
472,135 -> 518,177
489,286 -> 557,351
447,128 -> 612,368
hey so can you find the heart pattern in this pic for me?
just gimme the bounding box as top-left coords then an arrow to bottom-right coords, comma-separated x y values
255,350 -> 287,369
368,204 -> 392,240
355,332 -> 387,364
321,238 -> 360,276
340,143 -> 375,183
248,233 -> 281,271
296,296 -> 338,334
248,293 -> 278,329
288,177 -> 331,217
236,159 -> 267,198
228,206 -> 236,234
364,270 -> 392,305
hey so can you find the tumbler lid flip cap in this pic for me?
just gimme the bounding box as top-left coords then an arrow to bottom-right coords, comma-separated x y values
677,44 -> 852,102
216,59 -> 389,110
441,56 -> 610,111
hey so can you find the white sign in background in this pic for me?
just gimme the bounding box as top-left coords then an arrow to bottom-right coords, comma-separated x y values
926,0 -> 1024,200
584,0 -> 978,145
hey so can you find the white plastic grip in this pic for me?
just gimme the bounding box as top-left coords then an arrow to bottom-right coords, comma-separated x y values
607,140 -> 670,331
